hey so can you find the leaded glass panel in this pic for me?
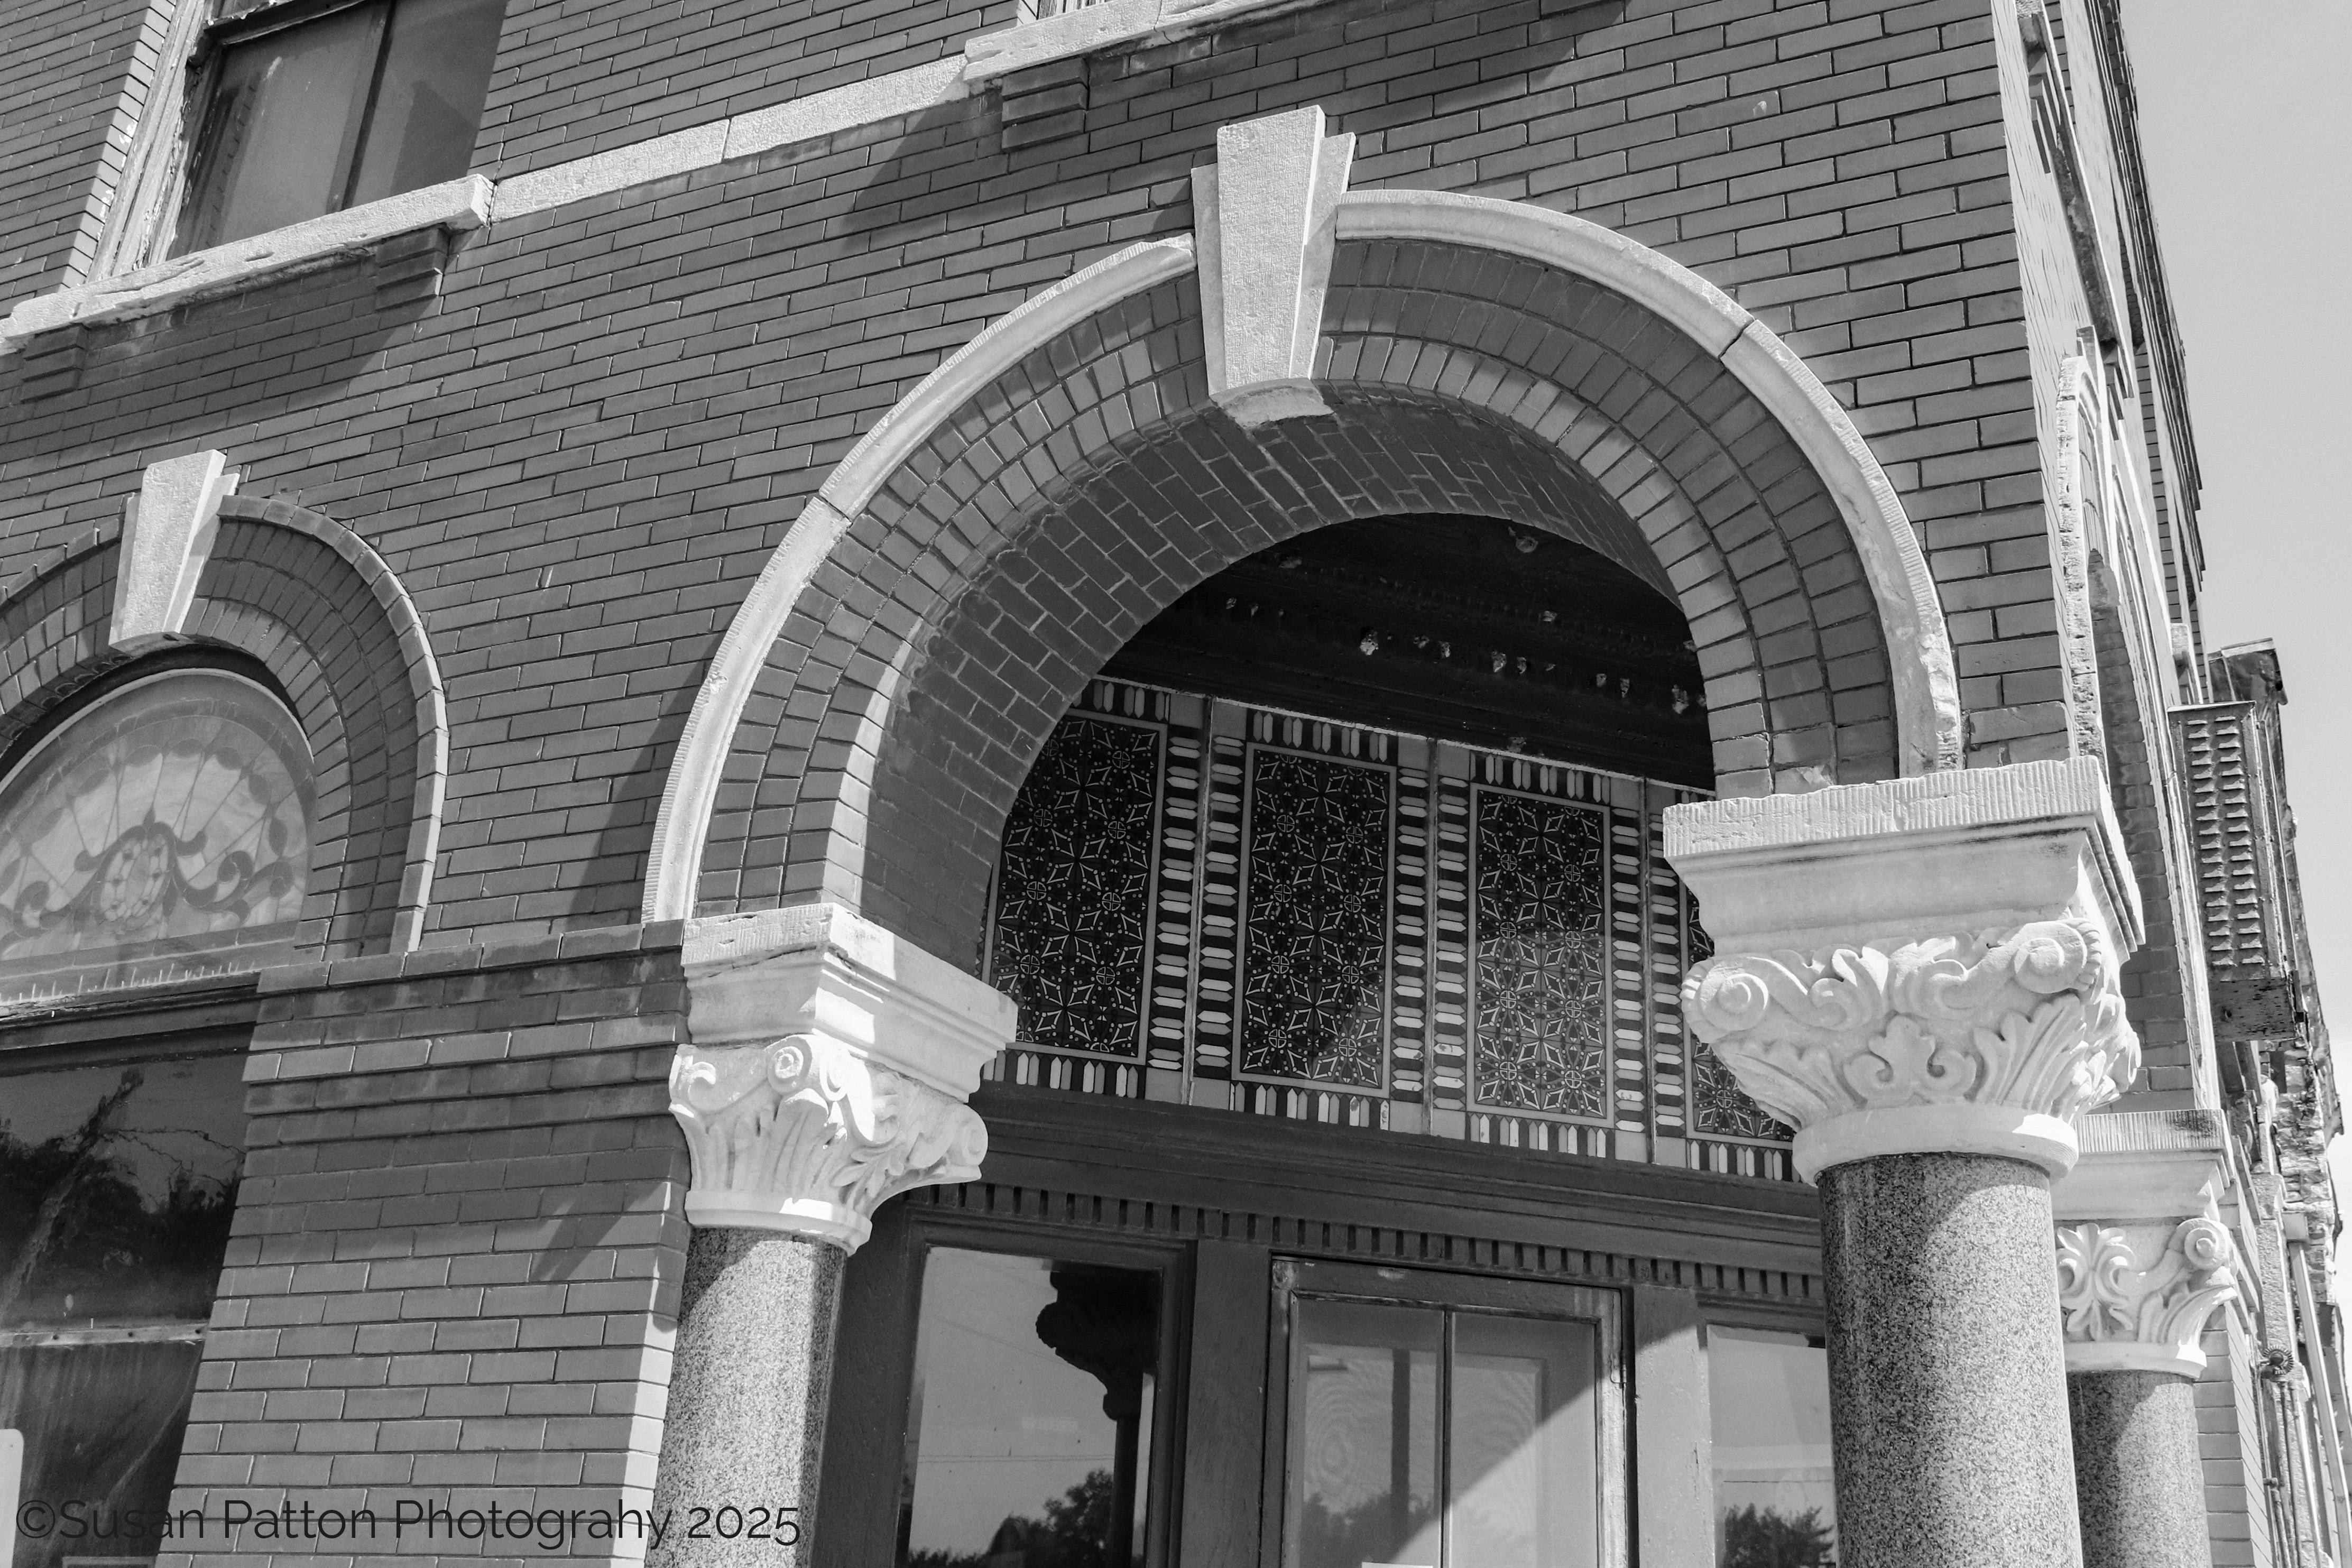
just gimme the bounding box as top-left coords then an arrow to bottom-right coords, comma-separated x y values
0,673 -> 313,1000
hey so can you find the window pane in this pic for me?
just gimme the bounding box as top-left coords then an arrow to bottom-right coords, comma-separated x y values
0,672 -> 313,1001
0,1340 -> 205,1568
346,0 -> 505,206
900,1249 -> 1158,1568
1449,1313 -> 1599,1568
175,3 -> 383,253
0,1053 -> 247,1328
1708,1326 -> 1837,1567
1288,1299 -> 1441,1568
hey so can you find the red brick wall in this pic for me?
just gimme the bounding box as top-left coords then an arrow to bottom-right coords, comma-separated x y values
161,932 -> 689,1568
0,0 -> 161,310
1,0 -> 2058,953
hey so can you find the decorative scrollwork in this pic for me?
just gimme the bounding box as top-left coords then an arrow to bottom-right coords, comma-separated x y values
1682,918 -> 2138,1135
2055,1217 -> 2241,1375
669,1032 -> 988,1250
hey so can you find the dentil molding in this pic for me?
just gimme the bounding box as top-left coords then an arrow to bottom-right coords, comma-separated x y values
668,905 -> 1018,1250
2056,1217 -> 2244,1377
1666,758 -> 2143,1180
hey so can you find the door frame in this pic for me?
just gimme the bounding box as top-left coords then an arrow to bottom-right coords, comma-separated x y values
1260,1256 -> 1631,1568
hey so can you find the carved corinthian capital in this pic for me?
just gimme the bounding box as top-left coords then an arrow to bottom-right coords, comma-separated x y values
672,905 -> 1018,1251
2056,1217 -> 2244,1377
1685,917 -> 2138,1178
1665,759 -> 2143,1180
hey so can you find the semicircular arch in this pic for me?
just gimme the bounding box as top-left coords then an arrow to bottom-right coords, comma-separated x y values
0,495 -> 448,956
645,190 -> 1961,952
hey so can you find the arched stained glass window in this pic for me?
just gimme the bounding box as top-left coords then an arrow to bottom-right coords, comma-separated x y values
0,671 -> 313,997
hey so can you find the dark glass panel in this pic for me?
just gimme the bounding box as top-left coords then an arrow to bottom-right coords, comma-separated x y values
0,1340 -> 205,1568
346,0 -> 505,204
0,1053 -> 247,1329
1708,1326 -> 1837,1567
173,3 -> 383,253
899,1249 -> 1158,1568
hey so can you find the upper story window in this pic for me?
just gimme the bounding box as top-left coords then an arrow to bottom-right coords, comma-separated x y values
0,670 -> 313,1001
170,0 -> 506,254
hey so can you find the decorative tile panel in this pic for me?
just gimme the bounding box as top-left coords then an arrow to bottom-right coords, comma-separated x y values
986,703 -> 1161,1059
1238,743 -> 1391,1089
985,680 -> 1794,1175
1470,788 -> 1607,1118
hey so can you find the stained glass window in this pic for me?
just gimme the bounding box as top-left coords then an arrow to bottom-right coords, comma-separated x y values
985,680 -> 1788,1175
0,672 -> 313,1000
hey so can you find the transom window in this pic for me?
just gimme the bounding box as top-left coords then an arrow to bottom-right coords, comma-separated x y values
0,671 -> 313,1000
171,0 -> 507,254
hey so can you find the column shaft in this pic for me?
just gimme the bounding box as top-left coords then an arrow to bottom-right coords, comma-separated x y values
1821,1153 -> 2082,1568
651,1229 -> 846,1567
2069,1370 -> 2210,1568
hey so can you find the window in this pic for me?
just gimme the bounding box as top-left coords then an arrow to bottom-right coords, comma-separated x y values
1705,1324 -> 1837,1567
0,671 -> 313,1002
0,1040 -> 249,1568
896,1247 -> 1169,1568
171,0 -> 506,255
1269,1260 -> 1627,1568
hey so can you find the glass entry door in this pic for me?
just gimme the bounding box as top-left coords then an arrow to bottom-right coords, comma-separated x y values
1270,1260 -> 1626,1568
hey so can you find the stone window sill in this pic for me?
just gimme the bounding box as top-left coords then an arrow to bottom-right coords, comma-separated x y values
1,175 -> 491,353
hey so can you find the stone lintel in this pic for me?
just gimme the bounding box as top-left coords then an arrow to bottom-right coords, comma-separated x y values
670,904 -> 1018,1249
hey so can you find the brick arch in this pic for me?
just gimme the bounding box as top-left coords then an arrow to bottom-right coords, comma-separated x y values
0,496 -> 447,956
649,193 -> 1959,935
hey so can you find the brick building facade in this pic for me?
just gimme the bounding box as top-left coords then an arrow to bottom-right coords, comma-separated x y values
0,0 -> 2340,1564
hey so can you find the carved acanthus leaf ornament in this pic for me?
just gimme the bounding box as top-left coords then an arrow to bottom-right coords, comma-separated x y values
2055,1217 -> 2242,1376
669,1032 -> 987,1250
1683,917 -> 2139,1177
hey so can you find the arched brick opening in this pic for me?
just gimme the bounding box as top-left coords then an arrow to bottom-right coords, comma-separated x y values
0,496 -> 446,956
652,194 -> 1959,948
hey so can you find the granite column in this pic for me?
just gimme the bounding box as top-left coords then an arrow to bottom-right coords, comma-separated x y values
650,907 -> 1016,1567
2052,1113 -> 2243,1568
1668,759 -> 2144,1568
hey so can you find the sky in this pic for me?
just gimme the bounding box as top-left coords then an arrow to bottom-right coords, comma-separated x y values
2122,0 -> 2352,1237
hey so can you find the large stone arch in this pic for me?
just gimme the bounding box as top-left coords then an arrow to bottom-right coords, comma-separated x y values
647,192 -> 1961,957
0,495 -> 447,954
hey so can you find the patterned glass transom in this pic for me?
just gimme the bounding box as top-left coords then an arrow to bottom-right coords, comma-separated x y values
985,680 -> 1788,1177
0,674 -> 313,999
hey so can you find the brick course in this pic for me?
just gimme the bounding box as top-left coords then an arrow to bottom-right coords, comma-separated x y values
160,934 -> 689,1568
0,0 -> 2064,948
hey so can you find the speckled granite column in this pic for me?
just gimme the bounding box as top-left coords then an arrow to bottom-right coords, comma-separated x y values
649,1229 -> 845,1568
2068,1370 -> 2210,1568
1821,1153 -> 2084,1568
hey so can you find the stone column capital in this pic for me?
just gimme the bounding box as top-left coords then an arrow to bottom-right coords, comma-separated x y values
1666,759 -> 2143,1180
2056,1216 -> 2246,1378
669,905 -> 1018,1251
